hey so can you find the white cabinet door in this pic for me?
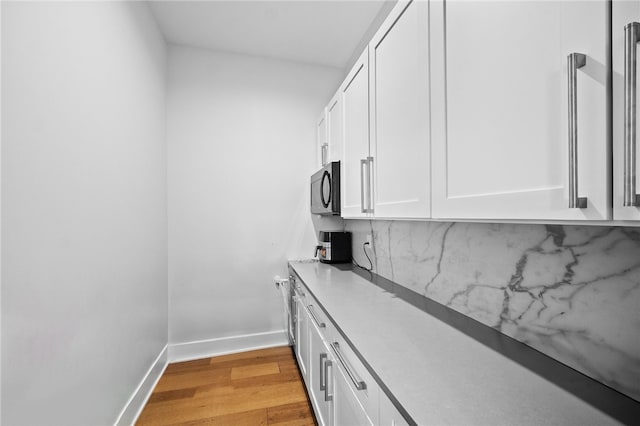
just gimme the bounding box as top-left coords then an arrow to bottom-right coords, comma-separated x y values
341,48 -> 371,218
327,91 -> 343,164
369,0 -> 430,219
329,337 -> 378,424
295,297 -> 310,381
431,0 -> 610,220
333,365 -> 374,426
309,319 -> 333,426
613,0 -> 640,220
317,108 -> 328,168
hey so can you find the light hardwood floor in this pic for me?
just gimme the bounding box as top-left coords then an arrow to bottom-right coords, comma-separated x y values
136,346 -> 317,426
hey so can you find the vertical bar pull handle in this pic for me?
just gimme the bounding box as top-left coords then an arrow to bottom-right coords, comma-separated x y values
567,52 -> 588,209
321,144 -> 328,166
319,353 -> 327,392
625,22 -> 640,206
360,159 -> 367,213
324,359 -> 333,402
367,156 -> 374,214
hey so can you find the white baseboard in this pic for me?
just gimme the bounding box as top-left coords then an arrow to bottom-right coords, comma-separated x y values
114,344 -> 168,426
168,330 -> 289,363
112,331 -> 288,425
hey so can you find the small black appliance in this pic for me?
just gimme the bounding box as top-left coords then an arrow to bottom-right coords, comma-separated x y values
315,231 -> 352,264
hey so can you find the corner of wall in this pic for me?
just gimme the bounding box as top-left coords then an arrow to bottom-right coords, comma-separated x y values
114,345 -> 169,426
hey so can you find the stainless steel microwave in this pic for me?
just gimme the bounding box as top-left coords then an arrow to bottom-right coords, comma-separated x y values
310,161 -> 340,215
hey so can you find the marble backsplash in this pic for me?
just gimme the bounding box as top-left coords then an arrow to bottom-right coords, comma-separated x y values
344,220 -> 640,402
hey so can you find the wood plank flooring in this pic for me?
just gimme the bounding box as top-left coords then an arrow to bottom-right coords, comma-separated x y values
137,346 -> 317,426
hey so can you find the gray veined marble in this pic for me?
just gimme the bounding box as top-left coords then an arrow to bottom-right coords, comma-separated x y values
345,220 -> 640,402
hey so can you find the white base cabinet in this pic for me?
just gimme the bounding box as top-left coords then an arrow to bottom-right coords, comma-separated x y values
333,363 -> 374,426
292,278 -> 411,426
294,294 -> 309,381
331,333 -> 378,423
309,319 -> 334,426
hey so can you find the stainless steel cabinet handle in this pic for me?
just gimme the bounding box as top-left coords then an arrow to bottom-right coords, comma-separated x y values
366,156 -> 374,213
567,52 -> 588,209
324,359 -> 333,402
308,305 -> 326,328
321,143 -> 328,166
360,159 -> 367,213
330,342 -> 366,390
625,22 -> 640,206
319,353 -> 327,391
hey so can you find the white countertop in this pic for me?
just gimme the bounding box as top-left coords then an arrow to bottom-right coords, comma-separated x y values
289,260 -> 619,426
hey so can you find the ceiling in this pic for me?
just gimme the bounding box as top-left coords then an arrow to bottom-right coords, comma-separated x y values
148,0 -> 392,69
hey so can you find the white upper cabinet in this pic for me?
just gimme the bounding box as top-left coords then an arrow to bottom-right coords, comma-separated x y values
341,0 -> 431,220
369,0 -> 430,219
613,0 -> 640,221
430,0 -> 610,220
317,108 -> 328,168
341,48 -> 371,218
327,91 -> 343,164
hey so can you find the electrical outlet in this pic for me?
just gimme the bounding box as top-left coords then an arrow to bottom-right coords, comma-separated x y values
366,234 -> 373,245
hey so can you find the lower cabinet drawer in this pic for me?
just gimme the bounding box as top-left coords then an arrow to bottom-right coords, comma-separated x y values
333,360 -> 375,426
306,297 -> 333,340
329,333 -> 379,424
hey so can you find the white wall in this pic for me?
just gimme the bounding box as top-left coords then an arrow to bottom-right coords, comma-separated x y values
0,1 -> 4,422
1,2 -> 167,424
167,46 -> 341,349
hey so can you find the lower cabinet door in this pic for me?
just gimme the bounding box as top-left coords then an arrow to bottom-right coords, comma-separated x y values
333,365 -> 374,426
309,319 -> 333,426
329,338 -> 378,422
295,297 -> 309,381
